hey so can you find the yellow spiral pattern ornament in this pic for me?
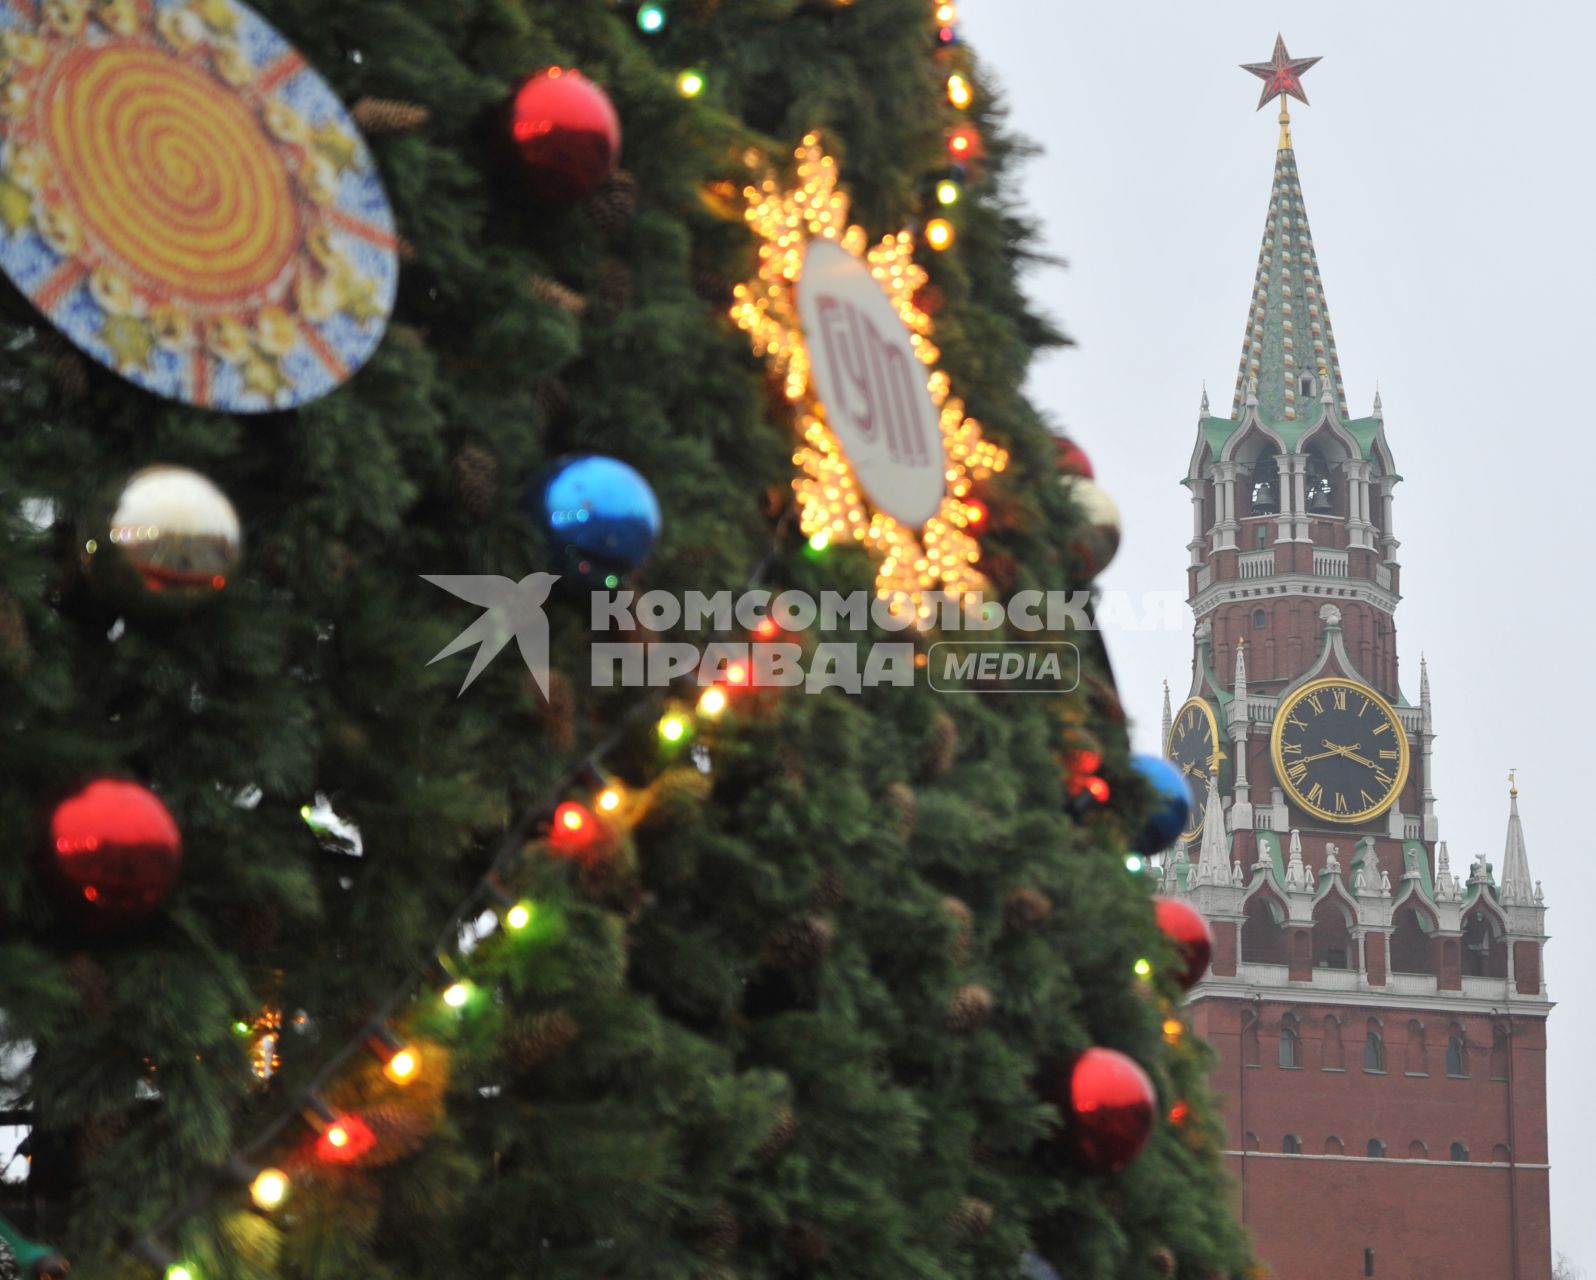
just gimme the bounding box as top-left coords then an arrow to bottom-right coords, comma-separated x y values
0,0 -> 397,411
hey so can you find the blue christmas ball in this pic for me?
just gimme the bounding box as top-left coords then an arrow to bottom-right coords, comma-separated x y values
1130,753 -> 1192,854
524,454 -> 662,585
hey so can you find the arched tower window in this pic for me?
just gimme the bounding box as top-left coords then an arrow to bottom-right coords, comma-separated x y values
1446,1027 -> 1468,1078
1321,1015 -> 1344,1070
1389,905 -> 1438,976
1463,909 -> 1508,979
1490,1026 -> 1510,1080
1312,897 -> 1353,971
1366,1138 -> 1386,1158
1404,1020 -> 1427,1075
1492,1143 -> 1512,1163
1408,1140 -> 1428,1159
1242,892 -> 1289,965
1300,372 -> 1318,398
1305,452 -> 1335,514
1324,1135 -> 1345,1155
1248,453 -> 1281,515
1282,1134 -> 1302,1154
1279,1014 -> 1302,1069
1363,1020 -> 1385,1073
1252,607 -> 1267,629
1450,1142 -> 1469,1162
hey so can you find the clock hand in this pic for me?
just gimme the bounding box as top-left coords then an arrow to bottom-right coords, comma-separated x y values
1322,740 -> 1377,769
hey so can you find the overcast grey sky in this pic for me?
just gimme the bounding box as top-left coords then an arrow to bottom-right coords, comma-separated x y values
963,0 -> 1596,1265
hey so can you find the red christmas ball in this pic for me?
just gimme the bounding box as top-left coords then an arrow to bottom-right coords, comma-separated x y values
1153,895 -> 1213,991
510,67 -> 621,202
46,779 -> 182,926
1047,1047 -> 1157,1174
1053,435 -> 1095,479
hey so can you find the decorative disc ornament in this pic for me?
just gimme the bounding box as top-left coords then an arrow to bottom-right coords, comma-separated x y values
1152,896 -> 1213,991
734,135 -> 1008,616
0,0 -> 398,411
523,453 -> 662,584
46,778 -> 183,926
1043,1047 -> 1157,1175
91,465 -> 242,601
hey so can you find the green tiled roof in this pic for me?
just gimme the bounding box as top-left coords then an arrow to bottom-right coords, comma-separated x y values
1232,142 -> 1348,424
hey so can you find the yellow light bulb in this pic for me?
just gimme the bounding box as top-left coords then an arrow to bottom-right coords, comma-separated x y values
506,903 -> 531,931
250,1167 -> 289,1210
385,1049 -> 419,1085
1163,1018 -> 1184,1043
935,179 -> 960,206
677,69 -> 705,98
326,1124 -> 350,1149
1134,958 -> 1153,979
947,74 -> 972,109
443,981 -> 470,1009
925,218 -> 955,251
597,787 -> 622,813
167,1268 -> 194,1280
936,2 -> 957,21
659,713 -> 689,743
698,687 -> 728,717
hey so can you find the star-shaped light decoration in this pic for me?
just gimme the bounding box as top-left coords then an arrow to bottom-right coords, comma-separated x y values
1240,34 -> 1321,111
731,135 -> 1008,618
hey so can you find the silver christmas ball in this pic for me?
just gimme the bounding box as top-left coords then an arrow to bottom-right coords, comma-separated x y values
94,466 -> 242,601
1060,475 -> 1121,575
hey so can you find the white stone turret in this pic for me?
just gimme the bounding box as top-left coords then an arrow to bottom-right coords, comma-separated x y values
1499,773 -> 1536,908
1229,641 -> 1254,830
1160,680 -> 1172,749
1420,656 -> 1439,841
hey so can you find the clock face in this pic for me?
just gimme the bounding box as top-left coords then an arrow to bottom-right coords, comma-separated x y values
1270,678 -> 1411,824
1166,697 -> 1222,841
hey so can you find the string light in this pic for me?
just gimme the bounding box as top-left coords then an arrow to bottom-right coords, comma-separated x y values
1163,1018 -> 1184,1044
637,3 -> 665,32
698,686 -> 728,718
935,1 -> 957,21
925,218 -> 955,251
597,786 -> 623,813
505,903 -> 532,930
550,801 -> 600,858
935,178 -> 960,206
807,529 -> 831,552
443,980 -> 470,1008
947,125 -> 981,161
963,497 -> 986,525
676,69 -> 705,97
367,1028 -> 420,1085
1133,958 -> 1153,979
659,711 -> 690,743
1124,853 -> 1146,874
753,618 -> 779,641
249,1168 -> 289,1211
946,73 -> 972,109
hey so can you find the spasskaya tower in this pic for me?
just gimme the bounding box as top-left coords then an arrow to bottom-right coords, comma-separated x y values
1160,37 -> 1553,1280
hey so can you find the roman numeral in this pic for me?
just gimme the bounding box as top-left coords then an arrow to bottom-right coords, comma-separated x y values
1360,790 -> 1376,808
1359,697 -> 1372,717
1307,694 -> 1324,714
1282,742 -> 1302,756
1333,792 -> 1349,814
1305,782 -> 1325,805
1372,721 -> 1391,736
1380,749 -> 1398,761
1287,761 -> 1309,785
1287,714 -> 1307,731
1374,768 -> 1394,788
1332,688 -> 1348,710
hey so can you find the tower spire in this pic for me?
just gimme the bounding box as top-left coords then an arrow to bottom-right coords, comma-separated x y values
1234,38 -> 1344,423
1500,772 -> 1537,906
1160,679 -> 1173,747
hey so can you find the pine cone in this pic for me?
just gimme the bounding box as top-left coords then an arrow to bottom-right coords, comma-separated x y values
783,1220 -> 830,1268
1004,887 -> 1053,931
885,781 -> 917,842
41,331 -> 87,401
946,983 -> 993,1034
582,169 -> 639,239
763,916 -> 834,971
350,96 -> 432,134
533,377 -> 573,422
689,1201 -> 740,1258
362,1102 -> 433,1163
529,273 -> 587,316
65,953 -> 112,1022
692,269 -> 734,308
450,444 -> 499,520
813,867 -> 846,912
755,1105 -> 798,1161
1149,1247 -> 1177,1278
941,895 -> 973,963
532,669 -> 576,751
594,256 -> 634,313
507,1010 -> 579,1071
0,590 -> 29,674
926,710 -> 958,777
946,1196 -> 993,1238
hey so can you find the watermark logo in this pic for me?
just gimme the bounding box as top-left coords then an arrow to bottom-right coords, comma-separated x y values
423,573 -> 559,696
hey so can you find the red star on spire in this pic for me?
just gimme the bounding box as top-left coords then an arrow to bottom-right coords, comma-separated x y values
1240,34 -> 1322,111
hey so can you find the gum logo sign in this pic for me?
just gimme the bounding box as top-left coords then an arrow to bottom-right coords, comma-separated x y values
797,240 -> 944,528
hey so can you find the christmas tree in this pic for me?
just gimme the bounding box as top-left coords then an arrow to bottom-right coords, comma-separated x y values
0,1 -> 1252,1277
